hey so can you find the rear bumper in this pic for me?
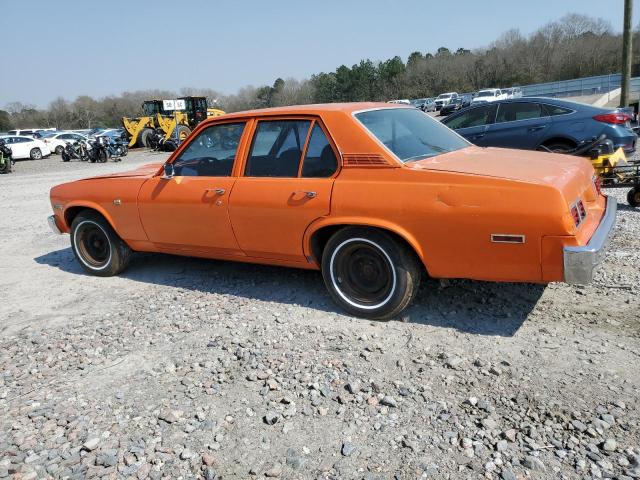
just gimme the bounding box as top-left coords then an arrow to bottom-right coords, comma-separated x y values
47,215 -> 62,235
563,196 -> 617,284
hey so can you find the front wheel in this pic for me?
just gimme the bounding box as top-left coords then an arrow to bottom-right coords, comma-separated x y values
61,151 -> 70,162
55,145 -> 64,155
97,148 -> 108,163
628,187 -> 640,208
70,211 -> 132,276
321,228 -> 422,320
30,148 -> 42,160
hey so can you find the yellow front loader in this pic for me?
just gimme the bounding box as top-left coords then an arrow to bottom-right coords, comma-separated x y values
155,97 -> 226,142
121,100 -> 165,147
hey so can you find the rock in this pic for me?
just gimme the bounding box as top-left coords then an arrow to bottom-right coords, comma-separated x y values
444,356 -> 464,369
380,396 -> 397,408
503,429 -> 517,442
346,381 -> 361,394
500,469 -> 517,480
264,411 -> 279,425
82,437 -> 100,451
341,442 -> 356,457
496,440 -> 508,452
180,449 -> 195,460
571,420 -> 588,432
96,452 -> 117,467
602,439 -> 617,452
285,448 -> 306,470
158,409 -> 179,424
523,455 -> 545,471
202,453 -> 216,466
203,467 -> 217,480
264,463 -> 283,477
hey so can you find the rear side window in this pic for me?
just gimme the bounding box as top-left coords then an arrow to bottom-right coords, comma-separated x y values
495,102 -> 545,123
172,122 -> 245,177
301,124 -> 337,177
544,104 -> 573,116
246,120 -> 311,177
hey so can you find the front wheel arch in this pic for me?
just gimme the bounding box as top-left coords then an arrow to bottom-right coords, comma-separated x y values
63,204 -> 119,237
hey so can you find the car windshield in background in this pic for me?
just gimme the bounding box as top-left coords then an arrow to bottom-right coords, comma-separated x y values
477,91 -> 495,97
437,94 -> 452,99
355,108 -> 469,163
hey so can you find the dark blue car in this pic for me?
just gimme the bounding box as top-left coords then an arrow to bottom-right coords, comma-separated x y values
441,97 -> 637,153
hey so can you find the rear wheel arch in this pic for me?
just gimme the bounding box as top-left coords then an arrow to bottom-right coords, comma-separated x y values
538,137 -> 578,151
307,222 -> 429,276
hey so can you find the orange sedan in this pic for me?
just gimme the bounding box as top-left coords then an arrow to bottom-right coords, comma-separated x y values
48,103 -> 617,319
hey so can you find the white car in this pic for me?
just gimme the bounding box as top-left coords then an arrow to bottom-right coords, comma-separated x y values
0,135 -> 51,160
434,92 -> 459,110
501,87 -> 523,99
471,88 -> 506,105
387,99 -> 411,105
41,131 -> 88,155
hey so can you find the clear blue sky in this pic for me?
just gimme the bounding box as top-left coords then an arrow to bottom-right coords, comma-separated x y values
0,0 -> 636,108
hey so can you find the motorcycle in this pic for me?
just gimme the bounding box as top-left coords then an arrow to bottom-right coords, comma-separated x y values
0,138 -> 14,174
86,136 -> 109,163
149,128 -> 177,152
61,139 -> 89,162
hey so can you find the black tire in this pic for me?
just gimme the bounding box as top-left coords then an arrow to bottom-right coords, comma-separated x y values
61,151 -> 70,162
70,211 -> 132,277
539,140 -> 575,153
321,227 -> 422,320
627,187 -> 640,208
55,145 -> 64,155
174,125 -> 191,142
98,148 -> 108,163
139,128 -> 154,148
30,148 -> 42,160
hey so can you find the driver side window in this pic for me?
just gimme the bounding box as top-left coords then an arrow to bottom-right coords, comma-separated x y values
172,122 -> 246,177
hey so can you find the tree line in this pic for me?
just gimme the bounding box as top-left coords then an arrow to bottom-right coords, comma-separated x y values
1,13 -> 638,131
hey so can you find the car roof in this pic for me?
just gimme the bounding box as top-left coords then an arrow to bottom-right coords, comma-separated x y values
211,102 -> 406,120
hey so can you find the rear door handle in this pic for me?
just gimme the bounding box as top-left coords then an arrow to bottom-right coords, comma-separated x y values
471,134 -> 485,140
205,187 -> 226,195
293,190 -> 317,199
528,126 -> 545,132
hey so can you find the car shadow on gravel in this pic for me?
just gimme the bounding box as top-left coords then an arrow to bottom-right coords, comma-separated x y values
35,248 -> 544,337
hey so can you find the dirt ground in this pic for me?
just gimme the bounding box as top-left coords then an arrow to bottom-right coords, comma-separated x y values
0,149 -> 638,480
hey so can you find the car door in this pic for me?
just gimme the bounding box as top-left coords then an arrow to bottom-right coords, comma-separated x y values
484,102 -> 550,149
137,121 -> 248,256
229,118 -> 338,263
8,137 -> 29,158
442,104 -> 496,146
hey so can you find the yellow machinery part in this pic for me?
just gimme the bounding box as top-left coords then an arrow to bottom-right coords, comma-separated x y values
122,116 -> 155,147
207,108 -> 226,118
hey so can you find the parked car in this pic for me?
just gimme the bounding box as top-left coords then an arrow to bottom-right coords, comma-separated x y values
471,88 -> 505,105
441,97 -> 637,153
48,103 -> 615,319
42,131 -> 88,155
434,92 -> 458,111
461,94 -> 473,108
420,98 -> 437,112
387,99 -> 411,105
0,135 -> 51,159
439,97 -> 464,116
502,87 -> 523,99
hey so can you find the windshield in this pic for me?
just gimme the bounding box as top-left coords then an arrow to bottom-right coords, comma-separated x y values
437,94 -> 452,99
355,108 -> 469,163
477,90 -> 495,97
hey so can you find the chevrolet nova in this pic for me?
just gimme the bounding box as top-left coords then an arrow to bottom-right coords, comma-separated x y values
48,103 -> 617,319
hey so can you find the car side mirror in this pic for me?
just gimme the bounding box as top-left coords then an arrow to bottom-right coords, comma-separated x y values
161,163 -> 174,179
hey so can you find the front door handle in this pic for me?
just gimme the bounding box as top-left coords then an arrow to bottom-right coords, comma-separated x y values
471,134 -> 485,140
528,126 -> 545,132
293,190 -> 317,199
205,187 -> 226,195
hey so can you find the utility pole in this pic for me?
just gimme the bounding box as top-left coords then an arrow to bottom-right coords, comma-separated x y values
620,0 -> 633,108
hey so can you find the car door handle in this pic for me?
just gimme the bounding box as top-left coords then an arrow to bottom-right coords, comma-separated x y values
471,134 -> 485,139
528,126 -> 545,132
205,187 -> 226,195
293,190 -> 317,199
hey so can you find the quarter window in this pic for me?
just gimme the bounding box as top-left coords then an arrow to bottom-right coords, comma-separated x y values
301,124 -> 337,177
172,122 -> 245,177
246,120 -> 311,177
544,104 -> 573,116
496,102 -> 545,123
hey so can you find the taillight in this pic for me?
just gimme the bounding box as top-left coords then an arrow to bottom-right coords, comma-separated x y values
570,199 -> 587,227
593,113 -> 631,125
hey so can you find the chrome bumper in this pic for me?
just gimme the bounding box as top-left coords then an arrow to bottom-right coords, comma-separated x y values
47,215 -> 62,235
563,196 -> 617,284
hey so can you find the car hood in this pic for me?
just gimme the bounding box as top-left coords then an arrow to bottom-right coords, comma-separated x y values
83,162 -> 162,180
407,146 -> 593,190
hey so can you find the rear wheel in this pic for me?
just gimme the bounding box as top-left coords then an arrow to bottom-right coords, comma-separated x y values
321,228 -> 422,320
61,151 -> 70,162
30,148 -> 42,160
627,187 -> 640,208
55,145 -> 64,155
70,211 -> 131,276
539,140 -> 575,153
98,148 -> 108,163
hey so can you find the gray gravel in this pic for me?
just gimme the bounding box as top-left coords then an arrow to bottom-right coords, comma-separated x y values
0,149 -> 638,479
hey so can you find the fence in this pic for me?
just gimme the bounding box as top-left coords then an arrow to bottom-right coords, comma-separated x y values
520,73 -> 640,100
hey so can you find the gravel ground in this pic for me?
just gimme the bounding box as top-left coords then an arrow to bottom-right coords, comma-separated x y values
0,149 -> 639,480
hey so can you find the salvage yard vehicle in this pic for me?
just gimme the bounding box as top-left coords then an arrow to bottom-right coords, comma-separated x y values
0,138 -> 13,173
442,97 -> 637,154
471,88 -> 505,105
0,135 -> 50,159
122,100 -> 165,148
434,92 -> 458,111
439,97 -> 464,116
48,103 -> 616,319
42,131 -> 88,155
